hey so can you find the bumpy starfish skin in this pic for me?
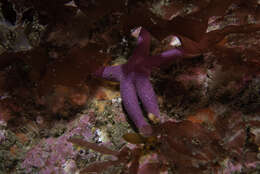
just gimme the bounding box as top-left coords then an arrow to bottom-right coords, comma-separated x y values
95,28 -> 183,134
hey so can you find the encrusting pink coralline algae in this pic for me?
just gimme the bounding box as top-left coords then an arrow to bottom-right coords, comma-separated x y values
21,115 -> 93,174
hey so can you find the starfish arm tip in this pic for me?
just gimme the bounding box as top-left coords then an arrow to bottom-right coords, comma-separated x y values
120,79 -> 151,133
132,27 -> 152,57
94,65 -> 122,82
93,67 -> 105,77
147,48 -> 184,67
159,48 -> 184,59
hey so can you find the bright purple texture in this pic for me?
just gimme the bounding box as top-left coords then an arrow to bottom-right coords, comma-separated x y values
21,115 -> 93,174
95,28 -> 183,134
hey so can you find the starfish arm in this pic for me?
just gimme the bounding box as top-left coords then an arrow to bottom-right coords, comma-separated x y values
135,73 -> 160,118
147,48 -> 184,68
131,27 -> 151,58
120,76 -> 150,132
94,65 -> 122,82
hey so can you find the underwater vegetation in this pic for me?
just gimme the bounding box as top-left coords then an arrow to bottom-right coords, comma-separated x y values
0,0 -> 259,173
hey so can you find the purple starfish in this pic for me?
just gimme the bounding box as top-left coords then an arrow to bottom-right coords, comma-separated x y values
95,27 -> 183,135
